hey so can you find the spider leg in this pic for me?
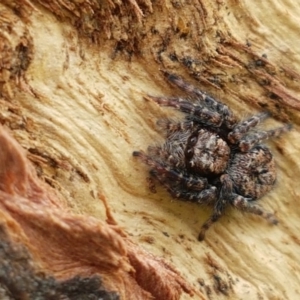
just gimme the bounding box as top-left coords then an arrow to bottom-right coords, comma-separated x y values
198,206 -> 224,241
163,71 -> 237,128
198,174 -> 232,241
146,95 -> 222,127
156,118 -> 196,135
231,194 -> 278,224
155,178 -> 217,203
228,112 -> 269,144
238,124 -> 292,152
132,151 -> 208,190
148,132 -> 188,168
156,175 -> 219,240
147,144 -> 180,167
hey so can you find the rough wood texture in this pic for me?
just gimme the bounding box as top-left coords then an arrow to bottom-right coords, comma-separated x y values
0,0 -> 300,299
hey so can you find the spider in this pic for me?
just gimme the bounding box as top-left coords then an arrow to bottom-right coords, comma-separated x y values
133,72 -> 291,241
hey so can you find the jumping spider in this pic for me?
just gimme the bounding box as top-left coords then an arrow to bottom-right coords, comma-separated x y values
133,73 -> 291,241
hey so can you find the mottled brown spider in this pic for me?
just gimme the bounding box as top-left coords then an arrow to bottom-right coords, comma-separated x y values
133,73 -> 291,241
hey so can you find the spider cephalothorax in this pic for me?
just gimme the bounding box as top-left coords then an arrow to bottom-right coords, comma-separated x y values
133,73 -> 291,241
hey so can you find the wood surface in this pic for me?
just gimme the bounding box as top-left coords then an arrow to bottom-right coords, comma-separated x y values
0,0 -> 300,299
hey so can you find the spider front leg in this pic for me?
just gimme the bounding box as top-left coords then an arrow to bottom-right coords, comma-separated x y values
238,124 -> 292,152
133,151 -> 208,191
228,112 -> 269,144
163,72 -> 237,128
156,118 -> 197,135
231,194 -> 278,224
155,178 -> 217,203
146,95 -> 222,127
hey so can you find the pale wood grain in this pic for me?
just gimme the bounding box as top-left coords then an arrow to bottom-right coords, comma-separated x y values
1,0 -> 300,299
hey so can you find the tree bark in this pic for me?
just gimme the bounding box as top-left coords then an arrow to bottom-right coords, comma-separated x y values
0,0 -> 300,299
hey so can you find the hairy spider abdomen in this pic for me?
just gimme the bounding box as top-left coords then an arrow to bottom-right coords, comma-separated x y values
228,145 -> 276,199
186,130 -> 230,175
